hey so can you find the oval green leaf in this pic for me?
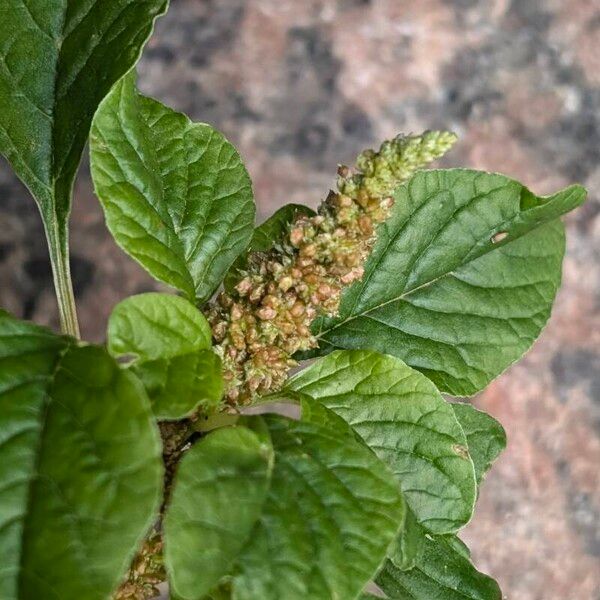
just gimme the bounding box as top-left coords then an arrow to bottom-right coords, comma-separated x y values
133,349 -> 222,419
90,73 -> 256,303
108,293 -> 212,360
285,350 -> 477,534
0,311 -> 163,600
108,293 -> 222,418
164,425 -> 273,600
310,170 -> 586,396
233,410 -> 405,600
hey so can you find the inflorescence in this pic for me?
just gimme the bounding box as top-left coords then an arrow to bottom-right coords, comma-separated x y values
208,131 -> 457,406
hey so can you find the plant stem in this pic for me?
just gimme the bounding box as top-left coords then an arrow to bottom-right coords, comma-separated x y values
44,219 -> 80,338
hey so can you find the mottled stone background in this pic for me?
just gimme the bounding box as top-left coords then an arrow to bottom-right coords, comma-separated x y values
1,0 -> 599,598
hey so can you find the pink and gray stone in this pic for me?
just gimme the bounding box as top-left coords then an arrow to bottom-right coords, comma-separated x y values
1,1 -> 599,598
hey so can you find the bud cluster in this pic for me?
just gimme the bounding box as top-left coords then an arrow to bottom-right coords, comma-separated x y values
207,131 -> 457,405
114,530 -> 165,600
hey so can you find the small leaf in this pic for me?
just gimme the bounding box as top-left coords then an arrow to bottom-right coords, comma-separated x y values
390,509 -> 426,571
233,409 -> 405,600
108,293 -> 222,418
285,350 -> 477,533
164,425 -> 273,600
225,203 -> 315,291
441,535 -> 472,561
310,170 -> 586,396
108,293 -> 212,359
0,311 -> 163,600
134,350 -> 222,419
452,403 -> 506,486
376,536 -> 502,600
90,73 -> 256,302
0,1 -> 168,331
251,204 -> 316,252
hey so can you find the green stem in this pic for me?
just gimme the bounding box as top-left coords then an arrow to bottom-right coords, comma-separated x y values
44,219 -> 80,339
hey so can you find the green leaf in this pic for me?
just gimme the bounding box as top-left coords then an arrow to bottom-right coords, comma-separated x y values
376,536 -> 502,600
0,0 -> 168,334
388,404 -> 504,572
389,509 -> 426,571
206,588 -> 232,600
108,293 -> 211,359
133,350 -> 222,419
0,311 -> 163,600
285,350 -> 477,533
164,424 -> 273,600
441,535 -> 471,561
299,394 -> 359,438
233,409 -> 405,600
252,204 -> 316,252
108,293 -> 222,418
310,170 -> 586,396
90,73 -> 256,303
225,203 -> 315,291
452,404 -> 506,486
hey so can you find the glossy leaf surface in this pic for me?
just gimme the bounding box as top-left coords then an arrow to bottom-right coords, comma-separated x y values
91,74 -> 255,303
108,293 -> 222,418
286,350 -> 477,533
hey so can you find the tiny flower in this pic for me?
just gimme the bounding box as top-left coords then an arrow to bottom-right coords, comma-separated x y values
257,307 -> 277,321
278,275 -> 294,291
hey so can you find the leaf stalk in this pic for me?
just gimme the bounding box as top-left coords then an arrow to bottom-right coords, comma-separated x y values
44,218 -> 80,338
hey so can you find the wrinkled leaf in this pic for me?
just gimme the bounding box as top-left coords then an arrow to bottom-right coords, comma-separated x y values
233,409 -> 405,600
0,311 -> 163,600
452,403 -> 506,486
310,170 -> 586,395
225,203 -> 315,291
134,350 -> 222,419
0,1 -> 168,330
389,404 -> 504,571
91,73 -> 255,303
285,350 -> 477,533
108,293 -> 211,360
108,293 -> 222,418
376,536 -> 502,600
164,424 -> 273,600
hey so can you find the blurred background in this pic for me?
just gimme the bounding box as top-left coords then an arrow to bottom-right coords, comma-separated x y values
1,0 -> 599,597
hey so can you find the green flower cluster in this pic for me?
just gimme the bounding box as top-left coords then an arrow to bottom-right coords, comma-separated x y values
208,131 -> 457,406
